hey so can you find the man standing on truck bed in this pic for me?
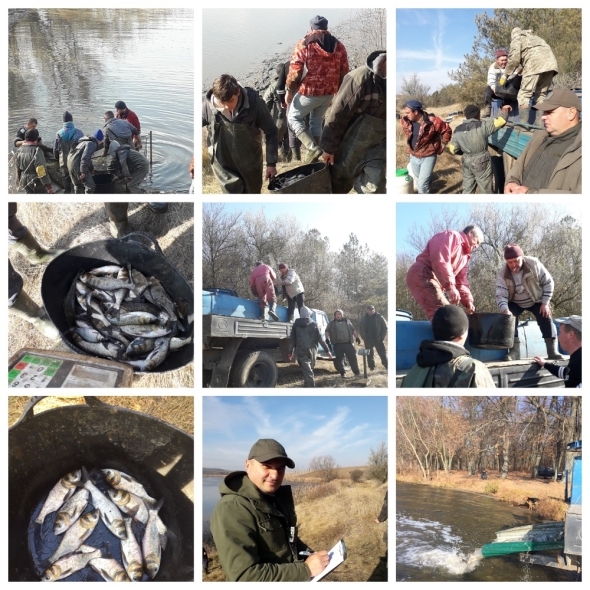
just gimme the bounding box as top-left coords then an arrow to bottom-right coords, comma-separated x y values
496,244 -> 563,362
326,309 -> 361,378
210,439 -> 330,581
276,263 -> 305,322
500,27 -> 558,125
448,104 -> 512,193
504,89 -> 581,194
400,305 -> 495,388
250,262 -> 280,321
289,306 -> 332,387
406,225 -> 483,320
482,49 -> 508,118
534,315 -> 581,387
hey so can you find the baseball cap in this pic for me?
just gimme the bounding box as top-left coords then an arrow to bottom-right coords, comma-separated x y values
555,315 -> 582,333
404,99 -> 423,110
533,89 -> 581,112
248,439 -> 295,468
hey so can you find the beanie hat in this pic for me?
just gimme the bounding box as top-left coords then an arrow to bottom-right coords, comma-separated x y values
115,100 -> 127,109
278,263 -> 288,270
63,111 -> 73,122
310,15 -> 328,30
93,129 -> 104,141
25,128 -> 39,141
300,306 -> 312,319
504,244 -> 524,259
495,49 -> 508,58
432,305 -> 469,341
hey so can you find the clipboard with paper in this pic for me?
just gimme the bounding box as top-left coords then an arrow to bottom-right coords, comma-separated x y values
310,539 -> 347,582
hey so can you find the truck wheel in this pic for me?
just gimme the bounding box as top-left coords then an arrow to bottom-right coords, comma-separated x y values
231,351 -> 278,388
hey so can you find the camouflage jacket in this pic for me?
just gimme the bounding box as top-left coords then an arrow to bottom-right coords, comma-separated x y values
505,30 -> 558,78
401,340 -> 496,388
286,31 -> 349,96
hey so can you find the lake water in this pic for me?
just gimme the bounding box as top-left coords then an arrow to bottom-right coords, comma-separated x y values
8,8 -> 194,193
202,9 -> 355,88
397,482 -> 576,582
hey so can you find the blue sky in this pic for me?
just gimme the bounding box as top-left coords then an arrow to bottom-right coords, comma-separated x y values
396,9 -> 492,94
203,396 -> 388,471
396,202 -> 583,254
208,202 -> 389,257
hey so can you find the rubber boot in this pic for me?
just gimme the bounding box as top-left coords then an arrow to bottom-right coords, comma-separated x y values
148,203 -> 168,213
261,306 -> 269,321
519,107 -> 531,125
268,302 -> 279,321
288,314 -> 295,323
481,105 -> 491,118
10,230 -> 64,265
9,290 -> 61,340
292,146 -> 301,161
297,130 -> 322,164
109,221 -> 128,238
544,338 -> 564,360
62,175 -> 73,194
504,337 -> 521,361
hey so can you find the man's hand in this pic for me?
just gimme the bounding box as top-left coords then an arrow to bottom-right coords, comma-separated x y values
265,166 -> 277,180
374,518 -> 380,524
534,355 -> 546,367
322,152 -> 334,165
46,185 -> 54,194
446,286 -> 460,305
502,105 -> 513,112
79,173 -> 86,182
305,551 -> 330,577
505,182 -> 528,194
540,303 -> 551,318
288,353 -> 295,363
465,301 -> 476,314
502,309 -> 513,316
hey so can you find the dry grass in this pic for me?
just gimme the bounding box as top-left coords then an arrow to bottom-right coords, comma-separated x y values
203,480 -> 388,582
8,202 -> 194,388
288,466 -> 368,482
397,470 -> 568,521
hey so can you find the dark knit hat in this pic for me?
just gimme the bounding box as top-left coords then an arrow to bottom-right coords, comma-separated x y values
495,48 -> 508,58
63,111 -> 73,122
278,263 -> 288,270
504,244 -> 524,259
432,305 -> 469,341
310,15 -> 328,30
25,128 -> 39,141
248,439 -> 295,468
115,100 -> 127,109
464,105 -> 480,119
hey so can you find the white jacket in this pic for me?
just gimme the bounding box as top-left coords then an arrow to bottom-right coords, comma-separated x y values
276,268 -> 304,298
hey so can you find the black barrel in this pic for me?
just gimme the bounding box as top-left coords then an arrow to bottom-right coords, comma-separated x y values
9,397 -> 194,581
268,162 -> 331,193
40,232 -> 194,373
92,173 -> 117,194
469,312 -> 515,349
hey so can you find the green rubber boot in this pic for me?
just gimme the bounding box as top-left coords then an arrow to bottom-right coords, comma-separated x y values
10,230 -> 64,265
9,290 -> 61,340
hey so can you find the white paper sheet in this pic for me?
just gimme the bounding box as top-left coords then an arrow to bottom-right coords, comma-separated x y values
310,539 -> 347,582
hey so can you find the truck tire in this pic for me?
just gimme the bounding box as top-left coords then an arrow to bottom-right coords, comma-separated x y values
230,351 -> 278,388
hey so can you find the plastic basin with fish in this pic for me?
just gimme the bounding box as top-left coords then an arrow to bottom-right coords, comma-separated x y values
8,397 -> 194,581
40,232 -> 194,373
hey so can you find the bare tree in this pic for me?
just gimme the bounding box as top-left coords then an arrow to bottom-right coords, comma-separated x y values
309,455 -> 339,482
365,441 -> 388,483
400,73 -> 430,106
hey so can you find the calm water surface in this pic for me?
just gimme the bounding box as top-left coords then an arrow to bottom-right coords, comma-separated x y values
397,481 -> 577,582
202,9 -> 355,88
9,8 -> 194,193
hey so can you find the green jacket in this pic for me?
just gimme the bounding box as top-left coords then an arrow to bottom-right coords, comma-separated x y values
448,112 -> 508,155
210,471 -> 311,582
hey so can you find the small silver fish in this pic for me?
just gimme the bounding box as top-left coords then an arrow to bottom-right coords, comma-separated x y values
48,509 -> 100,565
108,489 -> 150,524
102,470 -> 156,506
89,557 -> 131,582
82,476 -> 126,540
41,545 -> 101,582
88,265 -> 123,276
72,333 -> 122,360
120,324 -> 171,338
108,311 -> 159,326
53,488 -> 90,535
143,498 -> 165,579
170,335 -> 193,351
36,470 -> 82,525
125,337 -> 156,357
121,518 -> 143,582
80,273 -> 134,291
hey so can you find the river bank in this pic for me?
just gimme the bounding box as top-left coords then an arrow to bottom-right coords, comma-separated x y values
397,470 -> 567,522
203,479 -> 387,582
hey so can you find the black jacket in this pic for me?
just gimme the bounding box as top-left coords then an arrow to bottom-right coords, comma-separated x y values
544,347 -> 581,387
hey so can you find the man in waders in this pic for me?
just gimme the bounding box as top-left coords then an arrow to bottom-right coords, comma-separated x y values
103,110 -> 139,150
106,140 -> 149,194
496,244 -> 563,362
320,50 -> 386,193
448,104 -> 512,194
53,111 -> 84,194
14,129 -> 55,194
401,305 -> 495,388
67,129 -> 104,194
115,100 -> 142,150
203,74 -> 278,193
288,306 -> 332,387
249,262 -> 280,321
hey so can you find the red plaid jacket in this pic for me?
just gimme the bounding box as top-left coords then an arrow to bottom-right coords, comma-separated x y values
401,112 -> 452,158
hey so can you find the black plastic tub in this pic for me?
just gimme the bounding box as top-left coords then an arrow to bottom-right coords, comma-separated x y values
92,173 -> 117,194
268,162 -> 331,193
8,396 -> 194,581
469,312 -> 515,349
40,232 -> 194,373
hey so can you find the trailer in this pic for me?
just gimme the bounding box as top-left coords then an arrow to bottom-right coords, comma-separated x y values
203,289 -> 333,388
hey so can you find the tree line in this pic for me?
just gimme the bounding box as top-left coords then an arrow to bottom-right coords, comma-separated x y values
203,204 -> 388,320
398,8 -> 581,110
397,396 -> 581,480
396,203 -> 582,320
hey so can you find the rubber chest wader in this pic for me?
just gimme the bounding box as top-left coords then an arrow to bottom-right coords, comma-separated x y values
330,113 -> 386,194
208,115 -> 264,194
